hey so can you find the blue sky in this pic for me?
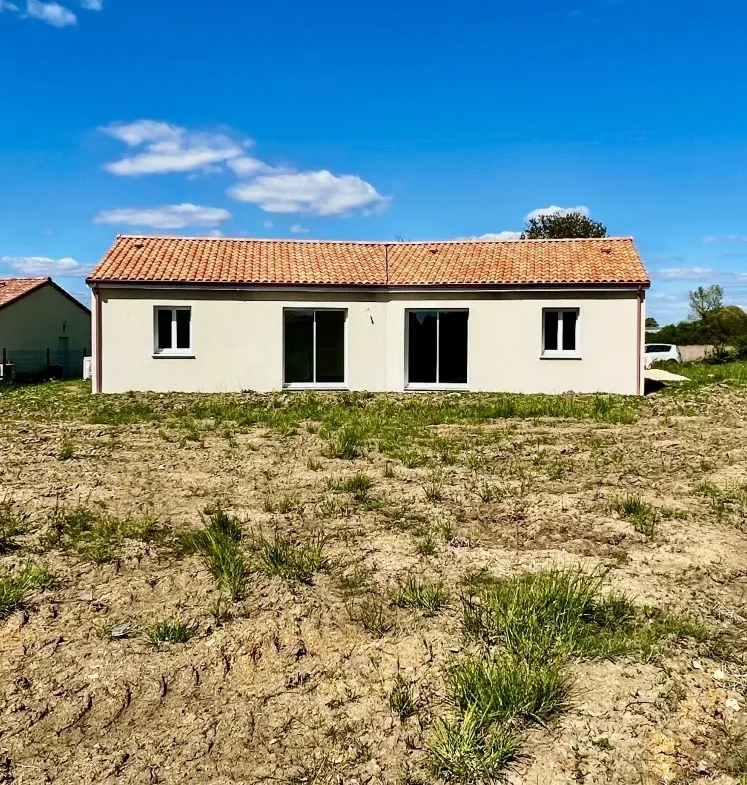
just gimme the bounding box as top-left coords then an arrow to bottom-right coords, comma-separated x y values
1,0 -> 746,322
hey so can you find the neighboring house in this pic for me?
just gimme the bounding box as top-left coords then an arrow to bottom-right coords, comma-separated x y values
0,277 -> 91,378
86,235 -> 650,395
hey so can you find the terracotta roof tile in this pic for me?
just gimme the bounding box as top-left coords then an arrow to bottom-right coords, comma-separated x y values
0,277 -> 50,309
87,236 -> 649,288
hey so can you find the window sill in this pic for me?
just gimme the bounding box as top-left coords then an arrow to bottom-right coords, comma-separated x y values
405,383 -> 469,391
540,353 -> 582,360
152,352 -> 195,359
283,383 -> 349,391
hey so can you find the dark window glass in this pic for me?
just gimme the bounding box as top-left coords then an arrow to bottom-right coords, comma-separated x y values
439,311 -> 468,383
561,310 -> 577,351
315,310 -> 345,383
175,310 -> 191,349
284,310 -> 314,383
543,310 -> 559,352
646,344 -> 670,353
408,311 -> 438,383
157,309 -> 172,350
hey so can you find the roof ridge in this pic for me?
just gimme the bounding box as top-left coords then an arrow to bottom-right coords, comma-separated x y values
115,234 -> 635,245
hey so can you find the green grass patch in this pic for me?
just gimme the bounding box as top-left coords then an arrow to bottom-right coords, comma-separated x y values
429,568 -> 709,781
390,576 -> 447,616
1,384 -> 641,460
0,565 -> 58,618
42,505 -> 164,563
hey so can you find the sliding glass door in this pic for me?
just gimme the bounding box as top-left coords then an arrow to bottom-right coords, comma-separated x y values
407,310 -> 468,386
284,309 -> 346,386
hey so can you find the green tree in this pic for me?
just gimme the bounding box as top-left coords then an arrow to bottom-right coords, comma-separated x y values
521,212 -> 607,239
687,284 -> 724,321
645,317 -> 659,329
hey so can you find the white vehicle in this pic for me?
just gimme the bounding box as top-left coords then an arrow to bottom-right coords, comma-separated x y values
644,343 -> 682,368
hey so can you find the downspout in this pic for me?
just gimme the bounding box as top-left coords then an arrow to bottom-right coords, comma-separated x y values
636,287 -> 643,395
94,286 -> 102,393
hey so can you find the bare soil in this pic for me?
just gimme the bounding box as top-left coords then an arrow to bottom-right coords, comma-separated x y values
0,384 -> 745,784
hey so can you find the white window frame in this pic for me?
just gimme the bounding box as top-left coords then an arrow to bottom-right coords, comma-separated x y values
153,307 -> 193,357
282,308 -> 348,390
405,308 -> 469,390
541,308 -> 581,359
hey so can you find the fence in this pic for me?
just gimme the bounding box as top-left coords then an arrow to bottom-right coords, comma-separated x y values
1,348 -> 88,382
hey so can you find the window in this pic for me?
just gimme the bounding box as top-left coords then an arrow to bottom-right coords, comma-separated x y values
407,310 -> 468,386
154,307 -> 192,355
284,309 -> 346,386
542,309 -> 579,356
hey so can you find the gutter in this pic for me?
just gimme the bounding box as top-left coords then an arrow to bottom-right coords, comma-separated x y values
93,286 -> 102,393
636,287 -> 643,395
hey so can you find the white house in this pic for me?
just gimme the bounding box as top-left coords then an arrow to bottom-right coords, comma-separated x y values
86,235 -> 650,395
0,277 -> 91,378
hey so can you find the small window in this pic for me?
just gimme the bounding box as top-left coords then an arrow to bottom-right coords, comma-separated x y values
407,310 -> 468,386
542,309 -> 579,356
283,309 -> 346,386
154,307 -> 192,355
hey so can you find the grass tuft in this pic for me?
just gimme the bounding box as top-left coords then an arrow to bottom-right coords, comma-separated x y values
428,708 -> 521,783
325,426 -> 363,460
0,565 -> 58,618
189,508 -> 247,600
390,576 -> 447,616
349,596 -> 394,637
611,494 -> 659,538
58,437 -> 75,460
253,532 -> 328,583
147,615 -> 198,644
0,497 -> 32,554
445,654 -> 569,727
389,671 -> 418,721
339,472 -> 374,502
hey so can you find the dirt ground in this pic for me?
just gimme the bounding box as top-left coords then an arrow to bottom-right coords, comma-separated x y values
0,383 -> 746,785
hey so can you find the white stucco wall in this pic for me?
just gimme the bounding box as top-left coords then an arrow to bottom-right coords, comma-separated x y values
96,287 -> 644,395
0,284 -> 91,353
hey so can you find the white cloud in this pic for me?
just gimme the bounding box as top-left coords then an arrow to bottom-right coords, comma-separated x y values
25,0 -> 76,26
101,121 -> 244,176
101,120 -> 391,217
655,267 -> 720,281
78,0 -> 101,8
226,156 -> 276,177
701,234 -> 747,244
0,1 -> 20,11
524,205 -> 590,221
1,255 -> 89,277
290,224 -> 310,234
472,231 -> 523,241
94,204 -> 231,230
263,219 -> 274,229
229,170 -> 390,216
